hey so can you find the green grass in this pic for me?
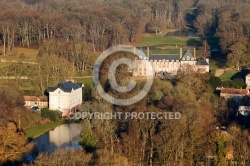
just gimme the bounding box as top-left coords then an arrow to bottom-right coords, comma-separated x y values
75,77 -> 93,85
137,34 -> 202,48
136,33 -> 203,58
219,70 -> 238,81
24,121 -> 63,139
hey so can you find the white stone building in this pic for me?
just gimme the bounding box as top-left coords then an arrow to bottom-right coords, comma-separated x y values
24,96 -> 48,108
238,106 -> 250,117
133,48 -> 209,76
246,74 -> 250,89
47,80 -> 83,116
220,88 -> 249,99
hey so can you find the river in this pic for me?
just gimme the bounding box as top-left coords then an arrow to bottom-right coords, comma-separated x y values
26,123 -> 82,161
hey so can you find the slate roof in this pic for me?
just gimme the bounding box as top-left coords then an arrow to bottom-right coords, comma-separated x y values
149,54 -> 180,61
47,81 -> 82,93
24,96 -> 48,102
47,87 -> 57,92
196,58 -> 209,65
221,88 -> 249,95
181,50 -> 195,61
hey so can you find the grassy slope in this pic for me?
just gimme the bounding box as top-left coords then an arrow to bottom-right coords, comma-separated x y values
219,70 -> 240,81
74,77 -> 93,85
137,34 -> 201,46
24,121 -> 63,139
2,47 -> 38,62
136,34 -> 203,57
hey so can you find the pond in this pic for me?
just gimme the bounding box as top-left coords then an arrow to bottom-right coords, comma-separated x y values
26,123 -> 82,162
164,30 -> 197,37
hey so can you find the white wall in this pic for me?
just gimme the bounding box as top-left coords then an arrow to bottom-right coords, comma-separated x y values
49,88 -> 70,112
246,76 -> 250,89
49,87 -> 82,114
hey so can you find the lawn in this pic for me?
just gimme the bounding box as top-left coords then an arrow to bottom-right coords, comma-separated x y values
137,34 -> 202,48
136,34 -> 203,58
24,121 -> 63,139
75,77 -> 93,85
219,70 -> 238,81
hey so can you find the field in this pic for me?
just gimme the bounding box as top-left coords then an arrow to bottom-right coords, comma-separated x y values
136,33 -> 203,57
1,47 -> 38,62
74,77 -> 93,85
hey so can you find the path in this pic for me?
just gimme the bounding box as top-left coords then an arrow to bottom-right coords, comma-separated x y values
0,59 -> 38,64
215,69 -> 225,77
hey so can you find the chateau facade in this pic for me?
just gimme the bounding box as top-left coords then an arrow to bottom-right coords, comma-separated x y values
246,74 -> 250,89
133,48 -> 209,76
47,80 -> 83,116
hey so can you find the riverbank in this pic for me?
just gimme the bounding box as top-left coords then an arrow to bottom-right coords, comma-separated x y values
24,121 -> 63,139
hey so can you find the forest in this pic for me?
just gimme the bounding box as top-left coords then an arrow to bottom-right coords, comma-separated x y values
1,0 -> 250,165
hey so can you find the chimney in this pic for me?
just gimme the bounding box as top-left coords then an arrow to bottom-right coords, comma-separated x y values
133,47 -> 136,54
147,47 -> 150,58
193,48 -> 196,58
180,48 -> 182,59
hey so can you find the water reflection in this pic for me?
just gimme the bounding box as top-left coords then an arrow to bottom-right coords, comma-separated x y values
33,123 -> 81,153
26,123 -> 82,162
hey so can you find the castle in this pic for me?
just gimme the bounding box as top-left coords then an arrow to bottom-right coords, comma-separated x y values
132,48 -> 209,77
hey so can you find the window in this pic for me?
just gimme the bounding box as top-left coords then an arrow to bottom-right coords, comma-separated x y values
58,91 -> 60,94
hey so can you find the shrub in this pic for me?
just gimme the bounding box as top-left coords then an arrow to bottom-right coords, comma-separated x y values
79,129 -> 98,153
41,108 -> 60,122
232,78 -> 245,88
83,84 -> 93,101
209,75 -> 222,89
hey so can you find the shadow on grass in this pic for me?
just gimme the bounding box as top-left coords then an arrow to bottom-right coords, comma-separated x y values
206,36 -> 219,49
231,69 -> 250,80
210,50 -> 227,68
186,38 -> 202,47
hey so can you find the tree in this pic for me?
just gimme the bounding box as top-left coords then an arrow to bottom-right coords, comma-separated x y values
0,82 -> 32,164
209,75 -> 222,89
35,148 -> 92,166
227,39 -> 248,71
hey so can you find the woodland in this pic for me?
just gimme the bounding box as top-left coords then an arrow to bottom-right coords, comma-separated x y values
1,0 -> 250,165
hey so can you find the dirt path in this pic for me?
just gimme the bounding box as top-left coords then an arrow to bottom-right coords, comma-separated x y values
215,69 -> 225,77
